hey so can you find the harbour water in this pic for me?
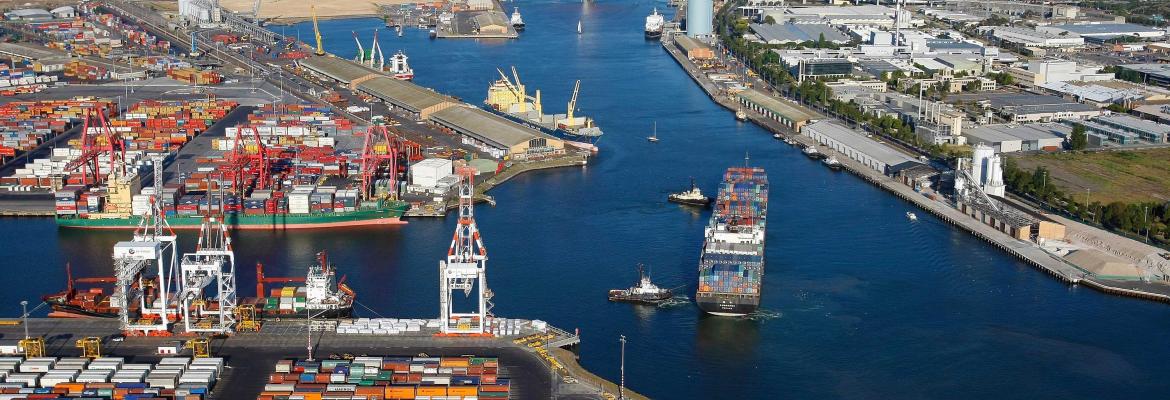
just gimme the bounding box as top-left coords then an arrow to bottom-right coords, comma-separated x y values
2,1 -> 1170,397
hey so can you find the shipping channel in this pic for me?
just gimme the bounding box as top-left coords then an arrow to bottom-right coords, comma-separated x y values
1,0 -> 1170,398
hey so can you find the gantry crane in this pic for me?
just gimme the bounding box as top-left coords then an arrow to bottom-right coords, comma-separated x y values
113,154 -> 178,336
439,167 -> 492,335
65,105 -> 125,186
226,125 -> 271,194
178,217 -> 237,334
235,304 -> 260,332
359,123 -> 401,199
19,337 -> 44,358
311,4 -> 325,56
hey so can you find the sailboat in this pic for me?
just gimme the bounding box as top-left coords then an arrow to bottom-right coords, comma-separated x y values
647,121 -> 658,142
577,20 -> 583,35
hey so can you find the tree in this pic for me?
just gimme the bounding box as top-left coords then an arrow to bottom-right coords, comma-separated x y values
817,32 -> 826,48
1070,123 -> 1088,150
1106,103 -> 1130,113
763,15 -> 776,24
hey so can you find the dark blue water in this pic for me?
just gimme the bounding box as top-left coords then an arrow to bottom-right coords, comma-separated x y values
2,1 -> 1169,397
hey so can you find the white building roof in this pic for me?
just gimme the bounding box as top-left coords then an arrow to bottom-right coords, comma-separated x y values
805,121 -> 921,167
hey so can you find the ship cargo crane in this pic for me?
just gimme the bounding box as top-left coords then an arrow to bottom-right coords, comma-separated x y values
566,80 -> 581,122
113,154 -> 178,336
352,31 -> 366,64
438,167 -> 491,335
65,105 -> 125,186
227,125 -> 271,193
178,217 -> 237,335
311,4 -> 325,56
255,261 -> 305,299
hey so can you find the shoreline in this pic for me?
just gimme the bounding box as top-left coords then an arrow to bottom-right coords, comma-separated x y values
659,34 -> 1170,305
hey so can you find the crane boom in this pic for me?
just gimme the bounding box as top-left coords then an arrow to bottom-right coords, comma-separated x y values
567,80 -> 580,121
311,5 -> 324,56
352,31 -> 365,63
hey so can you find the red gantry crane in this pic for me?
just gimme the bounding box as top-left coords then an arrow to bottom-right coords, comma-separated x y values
66,105 -> 125,186
226,125 -> 271,194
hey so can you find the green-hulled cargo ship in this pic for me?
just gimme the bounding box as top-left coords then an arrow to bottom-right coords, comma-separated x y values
56,201 -> 409,230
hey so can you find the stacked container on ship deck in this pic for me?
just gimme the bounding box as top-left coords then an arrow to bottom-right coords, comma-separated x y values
696,167 -> 768,317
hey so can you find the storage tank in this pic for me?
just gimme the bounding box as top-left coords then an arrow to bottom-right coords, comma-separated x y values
686,0 -> 713,37
971,143 -> 993,189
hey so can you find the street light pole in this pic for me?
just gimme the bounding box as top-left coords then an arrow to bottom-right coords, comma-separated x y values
20,301 -> 28,339
619,335 -> 626,400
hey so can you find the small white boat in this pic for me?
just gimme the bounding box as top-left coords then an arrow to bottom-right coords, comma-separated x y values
772,133 -> 782,140
735,109 -> 748,121
577,20 -> 583,34
906,211 -> 918,221
647,121 -> 659,142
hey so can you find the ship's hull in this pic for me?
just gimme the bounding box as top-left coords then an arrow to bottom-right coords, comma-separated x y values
482,107 -> 602,150
645,29 -> 662,39
47,304 -> 118,319
513,24 -> 525,31
56,204 -> 408,230
668,196 -> 711,207
695,293 -> 759,316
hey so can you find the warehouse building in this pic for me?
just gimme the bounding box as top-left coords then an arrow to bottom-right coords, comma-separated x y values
675,36 -> 714,61
430,105 -> 565,160
1076,114 -> 1170,145
801,121 -> 921,175
1038,23 -> 1165,41
748,23 -> 849,45
3,9 -> 52,21
736,89 -> 819,131
955,196 -> 1067,242
298,56 -> 458,120
472,12 -> 509,34
785,58 -> 853,82
1133,104 -> 1170,124
962,123 -> 1069,153
984,93 -> 1105,122
989,26 -> 1084,48
1117,64 -> 1170,88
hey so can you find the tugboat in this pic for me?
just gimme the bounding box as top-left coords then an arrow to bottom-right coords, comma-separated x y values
668,178 -> 713,207
644,8 -> 664,39
388,50 -> 414,81
511,7 -> 525,31
609,264 -> 673,305
735,109 -> 748,121
822,156 -> 843,171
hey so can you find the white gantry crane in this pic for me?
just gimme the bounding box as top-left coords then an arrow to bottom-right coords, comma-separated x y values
439,167 -> 492,335
113,154 -> 178,336
178,216 -> 237,334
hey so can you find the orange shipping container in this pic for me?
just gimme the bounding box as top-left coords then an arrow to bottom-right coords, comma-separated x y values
447,386 -> 478,396
416,386 -> 447,396
385,386 -> 415,399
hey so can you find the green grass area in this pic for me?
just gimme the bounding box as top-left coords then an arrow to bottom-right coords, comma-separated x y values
1009,148 -> 1170,204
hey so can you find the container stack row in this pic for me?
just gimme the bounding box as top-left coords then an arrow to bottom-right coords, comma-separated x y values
0,356 -> 221,399
334,318 -> 438,335
165,68 -> 223,85
0,99 -> 112,166
259,356 -> 509,400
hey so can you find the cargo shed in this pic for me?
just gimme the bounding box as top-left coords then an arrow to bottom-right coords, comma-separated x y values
736,89 -> 819,131
356,77 -> 455,119
802,120 -> 921,175
430,105 -> 565,160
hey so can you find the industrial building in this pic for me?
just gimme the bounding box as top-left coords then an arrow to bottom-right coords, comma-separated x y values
675,36 -> 714,61
735,89 -> 819,131
1133,104 -> 1170,124
1038,23 -> 1166,41
983,93 -> 1105,123
801,121 -> 921,175
49,6 -> 75,19
3,9 -> 52,21
686,0 -> 713,37
759,5 -> 905,28
299,56 -> 458,120
748,23 -> 849,45
784,57 -> 853,81
1005,60 -> 1113,88
989,26 -> 1084,48
472,12 -> 509,35
1038,80 -> 1170,108
430,105 -> 566,160
1117,64 -> 1170,88
954,197 -> 1067,242
1077,114 -> 1170,145
962,123 -> 1069,153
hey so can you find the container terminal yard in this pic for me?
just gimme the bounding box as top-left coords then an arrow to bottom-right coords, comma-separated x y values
0,0 -> 590,221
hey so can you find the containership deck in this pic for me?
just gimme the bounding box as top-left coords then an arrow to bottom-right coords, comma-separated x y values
696,167 -> 768,316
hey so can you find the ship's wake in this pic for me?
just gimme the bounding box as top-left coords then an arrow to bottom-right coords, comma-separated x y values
742,309 -> 783,321
657,295 -> 691,308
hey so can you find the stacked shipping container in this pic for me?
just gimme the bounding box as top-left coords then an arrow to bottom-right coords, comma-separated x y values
695,167 -> 769,316
260,356 -> 509,400
0,99 -> 110,163
0,356 -> 221,399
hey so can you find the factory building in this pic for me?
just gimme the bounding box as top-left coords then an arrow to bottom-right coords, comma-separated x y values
177,0 -> 220,22
298,57 -> 457,120
1133,104 -> 1170,125
1037,23 -> 1165,41
989,26 -> 1084,48
735,89 -> 819,131
49,6 -> 75,19
430,105 -> 565,160
785,58 -> 853,82
472,12 -> 509,34
675,36 -> 714,61
748,23 -> 849,45
3,9 -> 52,21
1038,80 -> 1170,108
954,197 -> 1066,242
983,93 -> 1105,123
962,123 -> 1069,153
1077,114 -> 1170,145
1117,64 -> 1170,88
801,121 -> 921,176
686,0 -> 713,37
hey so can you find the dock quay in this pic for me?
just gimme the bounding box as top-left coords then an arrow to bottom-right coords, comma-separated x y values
0,318 -> 638,399
661,35 -> 1170,305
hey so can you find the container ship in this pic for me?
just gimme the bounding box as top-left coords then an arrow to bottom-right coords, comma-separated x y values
43,264 -> 122,318
695,166 -> 768,316
40,102 -> 416,230
484,67 -> 603,152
